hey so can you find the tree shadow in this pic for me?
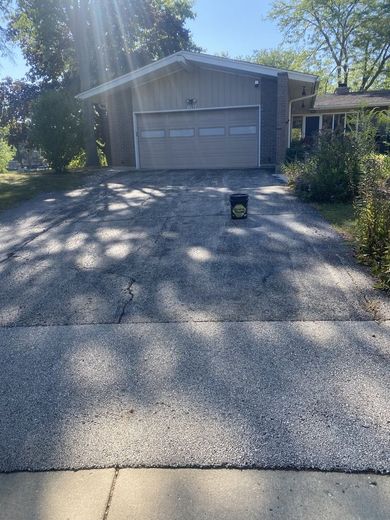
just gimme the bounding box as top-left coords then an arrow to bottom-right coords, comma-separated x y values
0,168 -> 389,517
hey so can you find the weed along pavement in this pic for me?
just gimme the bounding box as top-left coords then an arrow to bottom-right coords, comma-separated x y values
0,168 -> 389,474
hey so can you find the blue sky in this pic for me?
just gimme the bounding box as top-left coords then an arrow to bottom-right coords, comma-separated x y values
188,0 -> 282,56
0,0 -> 282,80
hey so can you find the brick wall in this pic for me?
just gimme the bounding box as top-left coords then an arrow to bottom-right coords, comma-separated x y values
260,78 -> 277,165
275,72 -> 289,167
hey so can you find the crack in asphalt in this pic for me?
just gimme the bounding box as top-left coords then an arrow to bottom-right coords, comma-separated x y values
117,278 -> 136,324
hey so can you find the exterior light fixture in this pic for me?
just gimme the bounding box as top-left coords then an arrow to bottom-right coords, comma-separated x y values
186,98 -> 197,108
301,86 -> 306,96
254,80 -> 260,88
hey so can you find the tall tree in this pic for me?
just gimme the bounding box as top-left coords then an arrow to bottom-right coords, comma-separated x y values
10,0 -> 198,165
268,0 -> 390,91
0,0 -> 11,55
0,77 -> 40,157
246,48 -> 333,92
10,0 -> 198,86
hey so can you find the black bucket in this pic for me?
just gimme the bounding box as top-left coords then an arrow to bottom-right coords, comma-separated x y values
230,193 -> 248,219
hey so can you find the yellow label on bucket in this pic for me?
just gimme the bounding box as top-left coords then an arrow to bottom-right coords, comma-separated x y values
232,203 -> 246,218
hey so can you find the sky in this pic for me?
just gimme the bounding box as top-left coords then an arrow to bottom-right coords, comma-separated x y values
0,0 -> 282,80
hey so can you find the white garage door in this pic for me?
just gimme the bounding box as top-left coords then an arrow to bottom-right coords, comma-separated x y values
136,107 -> 259,169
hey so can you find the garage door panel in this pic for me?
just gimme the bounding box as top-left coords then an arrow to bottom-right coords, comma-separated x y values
137,107 -> 259,169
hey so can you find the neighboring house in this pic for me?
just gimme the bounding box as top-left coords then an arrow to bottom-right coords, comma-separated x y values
77,51 -> 317,169
291,87 -> 390,149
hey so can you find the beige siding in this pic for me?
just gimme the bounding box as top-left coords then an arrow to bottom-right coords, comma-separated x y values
132,68 -> 262,112
104,91 -> 135,166
102,66 -> 278,167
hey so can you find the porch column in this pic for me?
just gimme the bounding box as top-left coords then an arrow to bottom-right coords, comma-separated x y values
275,72 -> 289,168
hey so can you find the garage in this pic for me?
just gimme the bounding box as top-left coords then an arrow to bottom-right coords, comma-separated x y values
135,106 -> 260,169
77,51 -> 317,168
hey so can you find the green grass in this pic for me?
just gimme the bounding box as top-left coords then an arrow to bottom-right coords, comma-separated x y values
313,202 -> 356,240
0,169 -> 96,212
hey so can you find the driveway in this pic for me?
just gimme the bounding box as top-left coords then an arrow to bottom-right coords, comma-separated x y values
0,168 -> 389,473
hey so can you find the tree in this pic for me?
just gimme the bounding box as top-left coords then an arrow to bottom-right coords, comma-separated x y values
268,0 -> 390,91
10,0 -> 199,165
246,48 -> 338,92
0,77 -> 40,161
0,129 -> 14,173
0,0 -> 11,55
10,0 -> 198,86
30,90 -> 83,173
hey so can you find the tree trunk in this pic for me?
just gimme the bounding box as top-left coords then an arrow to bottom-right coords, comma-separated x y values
82,100 -> 99,167
71,0 -> 99,167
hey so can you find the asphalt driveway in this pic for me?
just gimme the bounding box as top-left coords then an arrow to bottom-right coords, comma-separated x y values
0,168 -> 389,473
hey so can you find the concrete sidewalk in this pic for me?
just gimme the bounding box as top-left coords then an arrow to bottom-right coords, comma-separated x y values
0,468 -> 389,520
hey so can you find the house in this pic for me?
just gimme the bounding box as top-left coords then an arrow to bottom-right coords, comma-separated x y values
290,86 -> 390,148
77,51 -> 317,170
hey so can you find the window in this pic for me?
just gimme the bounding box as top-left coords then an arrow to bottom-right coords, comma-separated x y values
141,129 -> 165,138
322,115 -> 333,130
169,128 -> 194,137
199,127 -> 225,136
291,116 -> 303,141
229,125 -> 257,135
333,114 -> 345,131
305,116 -> 320,137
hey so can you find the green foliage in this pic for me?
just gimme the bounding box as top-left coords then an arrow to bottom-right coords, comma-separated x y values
0,78 -> 41,156
283,131 -> 365,202
354,155 -> 390,289
0,1 -> 11,55
285,141 -> 307,163
268,0 -> 390,91
0,169 -> 96,211
284,110 -> 380,202
0,132 -> 15,173
97,146 -> 108,167
10,0 -> 199,87
314,202 -> 356,239
66,146 -> 107,169
30,90 -> 83,173
67,149 -> 86,170
247,47 -> 331,87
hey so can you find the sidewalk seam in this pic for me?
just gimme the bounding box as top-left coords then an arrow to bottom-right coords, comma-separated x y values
103,467 -> 119,520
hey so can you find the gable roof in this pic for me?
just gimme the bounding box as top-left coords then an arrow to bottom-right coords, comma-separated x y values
77,51 -> 318,100
314,90 -> 390,110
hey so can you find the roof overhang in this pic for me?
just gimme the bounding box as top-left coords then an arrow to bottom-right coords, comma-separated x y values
76,51 -> 318,101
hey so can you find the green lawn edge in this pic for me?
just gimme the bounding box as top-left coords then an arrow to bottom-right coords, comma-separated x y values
0,169 -> 100,212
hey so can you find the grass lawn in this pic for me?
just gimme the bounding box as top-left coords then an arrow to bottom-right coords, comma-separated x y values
0,170 -> 97,212
313,202 -> 356,240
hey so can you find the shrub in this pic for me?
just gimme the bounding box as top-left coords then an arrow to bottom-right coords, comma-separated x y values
355,155 -> 390,290
285,109 -> 382,203
67,145 -> 107,170
67,149 -> 87,170
285,140 -> 306,163
0,136 -> 15,173
30,90 -> 83,173
284,127 -> 377,202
